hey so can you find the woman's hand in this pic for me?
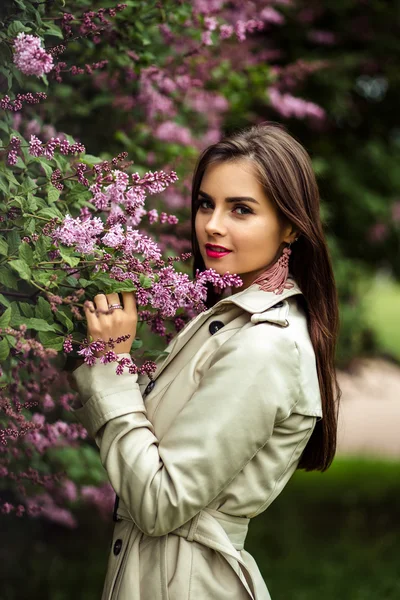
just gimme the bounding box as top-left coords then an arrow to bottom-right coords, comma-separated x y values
84,291 -> 138,358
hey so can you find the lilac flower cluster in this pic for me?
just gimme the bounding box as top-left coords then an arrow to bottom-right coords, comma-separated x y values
28,134 -> 86,159
51,168 -> 64,191
60,5 -> 127,39
0,92 -> 47,112
53,59 -> 108,83
13,33 -> 54,77
269,88 -> 326,120
88,168 -> 178,229
7,136 -> 21,166
53,213 -> 104,254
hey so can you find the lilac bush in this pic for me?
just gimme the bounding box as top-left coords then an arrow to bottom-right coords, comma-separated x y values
0,0 -> 248,523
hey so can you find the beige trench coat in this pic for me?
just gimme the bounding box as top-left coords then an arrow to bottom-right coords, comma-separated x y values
71,275 -> 322,600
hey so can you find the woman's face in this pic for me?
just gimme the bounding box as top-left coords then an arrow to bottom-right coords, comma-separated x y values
194,159 -> 297,291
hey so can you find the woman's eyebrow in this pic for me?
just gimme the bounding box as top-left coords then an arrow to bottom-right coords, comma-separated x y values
198,190 -> 259,205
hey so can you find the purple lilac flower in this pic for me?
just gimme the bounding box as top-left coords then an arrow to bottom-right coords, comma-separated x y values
53,214 -> 104,254
102,223 -> 125,248
7,136 -> 21,165
269,88 -> 326,120
13,33 -> 54,77
124,227 -> 162,261
0,92 -> 47,111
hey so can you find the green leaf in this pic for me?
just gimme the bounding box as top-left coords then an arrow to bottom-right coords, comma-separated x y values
9,259 -> 32,281
0,307 -> 12,329
32,270 -> 52,287
0,338 -> 10,361
13,0 -> 27,9
58,246 -> 81,267
24,318 -> 61,332
82,154 -> 102,165
139,274 -> 153,289
25,218 -> 36,235
0,67 -> 12,91
38,331 -> 65,351
19,242 -> 34,266
0,294 -> 12,308
0,266 -> 19,290
7,21 -> 30,37
55,309 -> 74,333
19,176 -> 37,194
37,159 -> 53,179
48,187 -> 60,203
37,206 -> 63,220
0,175 -> 9,195
0,237 -> 8,256
42,23 -> 64,39
33,233 -> 52,258
35,296 -> 52,320
131,338 -> 143,350
19,301 -> 35,318
104,278 -> 138,294
78,278 -> 92,288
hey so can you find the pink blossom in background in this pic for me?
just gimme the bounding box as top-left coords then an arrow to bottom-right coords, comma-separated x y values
80,482 -> 115,521
60,480 -> 78,503
391,201 -> 400,223
13,33 -> 54,77
201,30 -> 213,46
26,493 -> 77,528
193,0 -> 224,14
42,393 -> 55,412
308,30 -> 337,45
161,187 -> 188,210
186,89 -> 229,114
367,222 -> 388,243
268,87 -> 326,120
154,121 -> 193,146
157,233 -> 192,256
260,7 -> 285,25
219,24 -> 234,39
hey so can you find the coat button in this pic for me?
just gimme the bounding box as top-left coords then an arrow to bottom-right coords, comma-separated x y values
209,320 -> 225,335
144,380 -> 156,396
113,539 -> 123,556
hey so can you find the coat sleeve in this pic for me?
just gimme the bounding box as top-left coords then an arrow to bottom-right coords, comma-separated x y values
70,330 -> 307,536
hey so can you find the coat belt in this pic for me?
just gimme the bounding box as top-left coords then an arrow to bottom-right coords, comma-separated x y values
116,504 -> 258,599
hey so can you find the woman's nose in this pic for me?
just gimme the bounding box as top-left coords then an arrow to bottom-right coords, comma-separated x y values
204,209 -> 227,235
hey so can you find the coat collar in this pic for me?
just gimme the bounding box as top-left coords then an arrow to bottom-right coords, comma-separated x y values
147,275 -> 303,383
210,274 -> 303,315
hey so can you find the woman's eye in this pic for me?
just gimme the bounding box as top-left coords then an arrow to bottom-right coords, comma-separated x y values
197,199 -> 252,215
234,205 -> 252,215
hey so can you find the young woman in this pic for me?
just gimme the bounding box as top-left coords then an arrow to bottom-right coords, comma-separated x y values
70,122 -> 341,600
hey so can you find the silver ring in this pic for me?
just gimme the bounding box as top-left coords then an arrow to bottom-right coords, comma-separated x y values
108,303 -> 123,310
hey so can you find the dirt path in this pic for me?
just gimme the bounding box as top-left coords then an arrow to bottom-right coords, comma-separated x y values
336,357 -> 400,458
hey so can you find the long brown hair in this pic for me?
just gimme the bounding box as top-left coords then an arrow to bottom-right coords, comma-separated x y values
190,122 -> 341,472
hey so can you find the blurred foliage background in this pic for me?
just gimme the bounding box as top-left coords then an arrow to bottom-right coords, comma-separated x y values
1,0 -> 400,597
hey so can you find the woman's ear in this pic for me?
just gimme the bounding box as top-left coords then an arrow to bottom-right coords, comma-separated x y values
282,222 -> 299,245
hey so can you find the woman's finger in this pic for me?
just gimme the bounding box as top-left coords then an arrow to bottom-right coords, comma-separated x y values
121,291 -> 136,315
83,300 -> 99,335
93,293 -> 109,313
106,292 -> 122,311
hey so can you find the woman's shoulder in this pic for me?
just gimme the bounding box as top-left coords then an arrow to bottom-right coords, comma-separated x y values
214,295 -> 322,419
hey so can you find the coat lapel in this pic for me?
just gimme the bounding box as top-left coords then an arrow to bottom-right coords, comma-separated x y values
149,276 -> 303,383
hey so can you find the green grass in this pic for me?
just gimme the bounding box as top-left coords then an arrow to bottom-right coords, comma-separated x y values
247,456 -> 400,600
362,276 -> 400,360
